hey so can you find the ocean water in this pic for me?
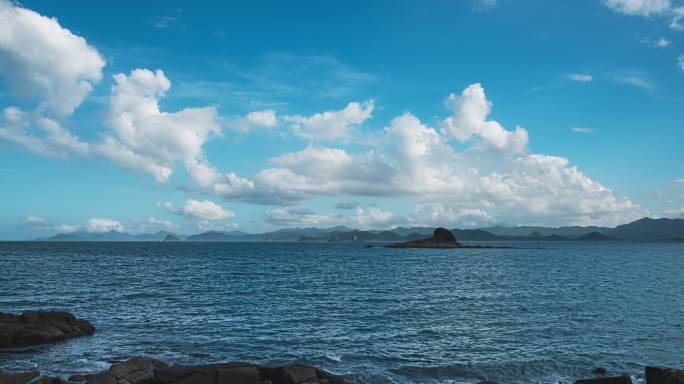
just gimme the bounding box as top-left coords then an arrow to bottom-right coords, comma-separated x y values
0,241 -> 683,383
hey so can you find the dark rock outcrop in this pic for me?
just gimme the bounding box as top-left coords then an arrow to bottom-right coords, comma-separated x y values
575,375 -> 632,384
0,311 -> 94,348
0,371 -> 41,384
0,371 -> 66,384
84,357 -> 169,384
1,358 -> 347,384
386,227 -> 463,248
155,363 -> 344,384
645,366 -> 684,384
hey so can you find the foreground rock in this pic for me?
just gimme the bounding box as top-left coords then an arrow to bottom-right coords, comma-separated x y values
0,311 -> 95,348
645,366 -> 684,384
2,359 -> 681,384
386,228 -> 464,249
155,362 -> 345,384
0,357 -> 347,384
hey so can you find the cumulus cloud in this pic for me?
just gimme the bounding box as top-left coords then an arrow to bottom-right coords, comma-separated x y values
0,3 -> 645,230
603,0 -> 684,31
264,206 -> 402,229
229,110 -> 278,132
235,84 -> 642,226
0,1 -> 100,157
286,100 -> 374,140
86,218 -> 124,233
603,0 -> 672,16
441,83 -> 528,154
197,220 -> 239,232
567,74 -> 594,82
663,207 -> 684,218
21,215 -> 48,227
0,0 -> 105,117
20,215 -> 78,234
130,217 -> 178,234
95,69 -> 221,183
414,204 -> 495,228
160,199 -> 235,221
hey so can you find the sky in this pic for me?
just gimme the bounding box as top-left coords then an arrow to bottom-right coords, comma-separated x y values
1,0 -> 684,239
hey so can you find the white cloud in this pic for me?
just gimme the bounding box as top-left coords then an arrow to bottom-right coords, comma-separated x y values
603,0 -> 684,31
264,206 -> 402,229
237,84 -> 642,227
473,0 -> 497,11
20,215 -> 77,234
53,224 -> 78,233
21,215 -> 48,226
571,127 -> 596,134
229,110 -> 278,132
0,10 -> 645,231
0,1 -> 100,158
95,68 -> 221,183
0,0 -> 105,117
441,83 -> 528,154
640,36 -> 671,47
161,199 -> 235,221
671,6 -> 684,29
86,218 -> 124,233
197,220 -> 239,231
603,0 -> 672,16
567,73 -> 594,82
663,207 -> 684,218
130,217 -> 178,234
414,204 -> 495,228
286,100 -> 374,140
678,54 -> 684,73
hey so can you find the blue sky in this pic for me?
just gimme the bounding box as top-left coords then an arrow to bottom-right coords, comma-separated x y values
1,0 -> 684,239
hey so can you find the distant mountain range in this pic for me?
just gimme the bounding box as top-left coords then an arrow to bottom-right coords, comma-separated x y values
35,217 -> 684,243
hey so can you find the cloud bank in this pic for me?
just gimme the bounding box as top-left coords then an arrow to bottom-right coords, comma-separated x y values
0,0 -> 648,228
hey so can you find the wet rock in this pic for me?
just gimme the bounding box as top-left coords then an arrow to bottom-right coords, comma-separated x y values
156,363 -> 260,384
84,357 -> 169,384
68,374 -> 85,382
0,311 -> 94,348
156,363 -> 345,384
575,375 -> 632,384
0,371 -> 41,384
594,368 -> 608,375
645,366 -> 684,384
0,372 -> 64,384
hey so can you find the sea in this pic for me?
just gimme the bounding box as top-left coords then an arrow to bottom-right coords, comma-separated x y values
1,241 -> 683,383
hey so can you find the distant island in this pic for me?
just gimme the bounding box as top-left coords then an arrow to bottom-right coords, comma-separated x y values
33,217 -> 684,243
387,228 -> 464,248
162,234 -> 181,242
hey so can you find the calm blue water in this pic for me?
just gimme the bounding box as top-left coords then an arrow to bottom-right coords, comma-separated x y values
1,241 -> 683,383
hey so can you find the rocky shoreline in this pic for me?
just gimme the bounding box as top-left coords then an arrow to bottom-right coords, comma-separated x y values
0,357 -> 345,384
1,312 -> 682,384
